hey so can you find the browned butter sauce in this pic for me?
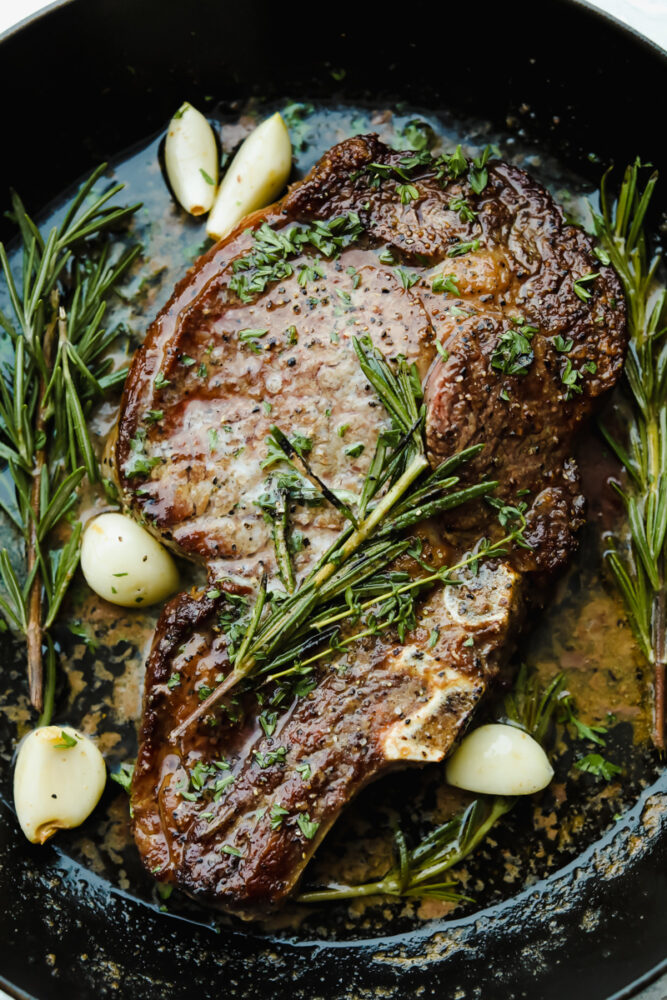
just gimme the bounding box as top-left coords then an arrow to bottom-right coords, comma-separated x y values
0,100 -> 660,939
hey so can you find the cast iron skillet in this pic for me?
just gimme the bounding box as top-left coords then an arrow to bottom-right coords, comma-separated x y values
1,1 -> 667,997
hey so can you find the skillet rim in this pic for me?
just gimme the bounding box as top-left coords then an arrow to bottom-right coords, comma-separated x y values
0,1 -> 666,997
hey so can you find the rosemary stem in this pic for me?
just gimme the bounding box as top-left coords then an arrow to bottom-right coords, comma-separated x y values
26,292 -> 59,711
296,796 -> 513,903
411,796 -> 512,885
311,527 -> 520,632
309,453 -> 429,591
652,565 -> 666,749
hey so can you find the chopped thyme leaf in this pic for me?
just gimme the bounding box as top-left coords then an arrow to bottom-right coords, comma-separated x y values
167,672 -> 181,690
190,760 -> 213,790
229,214 -> 363,303
175,780 -> 198,802
154,371 -> 171,390
560,358 -> 597,398
446,239 -> 480,258
435,342 -> 449,362
197,685 -> 213,701
239,327 -> 269,353
337,423 -> 350,437
259,710 -> 278,737
110,761 -> 135,793
336,287 -> 352,305
428,628 -> 439,648
269,802 -> 290,829
397,183 -> 419,205
438,144 -> 467,180
395,267 -> 420,290
253,746 -> 288,768
262,400 -> 273,415
553,335 -> 574,353
221,844 -> 243,857
448,197 -> 477,223
490,322 -> 537,376
123,428 -> 161,478
296,813 -> 320,839
346,265 -> 361,288
206,588 -> 221,599
290,433 -> 313,456
400,119 -> 436,152
378,247 -> 396,265
575,753 -> 622,780
432,272 -> 460,295
573,272 -> 600,302
469,146 -> 493,195
197,362 -> 208,378
180,354 -> 196,366
296,762 -> 312,780
594,246 -> 611,266
54,730 -> 78,749
145,409 -> 164,423
285,325 -> 298,344
213,774 -> 235,800
345,442 -> 365,458
463,637 -> 474,647
208,428 -> 218,452
499,388 -> 510,401
298,260 -> 326,285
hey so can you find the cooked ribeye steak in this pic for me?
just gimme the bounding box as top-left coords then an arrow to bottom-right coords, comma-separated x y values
118,135 -> 627,913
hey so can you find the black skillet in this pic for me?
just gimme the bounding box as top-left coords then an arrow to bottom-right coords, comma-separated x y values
1,0 -> 667,997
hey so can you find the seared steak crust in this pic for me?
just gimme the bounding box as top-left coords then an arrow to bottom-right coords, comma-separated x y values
120,136 -> 627,912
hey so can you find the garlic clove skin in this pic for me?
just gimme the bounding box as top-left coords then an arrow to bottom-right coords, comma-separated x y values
445,723 -> 554,796
80,512 -> 179,608
164,101 -> 218,216
206,112 -> 292,242
14,726 -> 106,844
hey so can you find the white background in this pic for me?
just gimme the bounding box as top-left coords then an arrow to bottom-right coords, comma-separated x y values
0,2 -> 665,1000
1,0 -> 667,47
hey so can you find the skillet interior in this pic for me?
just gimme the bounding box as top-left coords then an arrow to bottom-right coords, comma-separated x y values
1,1 -> 667,997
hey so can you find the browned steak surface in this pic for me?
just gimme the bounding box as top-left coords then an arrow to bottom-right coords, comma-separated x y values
119,136 -> 627,913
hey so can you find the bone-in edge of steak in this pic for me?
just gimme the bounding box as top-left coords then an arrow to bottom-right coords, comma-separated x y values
122,136 -> 627,913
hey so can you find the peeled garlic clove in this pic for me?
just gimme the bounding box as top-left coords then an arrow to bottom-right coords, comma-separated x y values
81,512 -> 179,608
164,101 -> 218,216
445,723 -> 553,796
206,112 -> 292,241
14,726 -> 106,844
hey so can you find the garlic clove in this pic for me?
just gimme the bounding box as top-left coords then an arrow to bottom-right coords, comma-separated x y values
164,101 -> 218,216
80,512 -> 179,608
206,112 -> 292,242
445,723 -> 554,796
13,726 -> 107,844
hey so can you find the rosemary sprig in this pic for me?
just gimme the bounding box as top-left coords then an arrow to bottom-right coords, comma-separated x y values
0,165 -> 141,713
297,667 -> 564,904
169,337 -> 501,740
591,159 -> 667,747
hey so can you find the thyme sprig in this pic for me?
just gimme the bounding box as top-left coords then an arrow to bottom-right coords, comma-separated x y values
297,667 -> 564,904
0,165 -> 141,713
169,336 -> 500,740
591,159 -> 667,747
